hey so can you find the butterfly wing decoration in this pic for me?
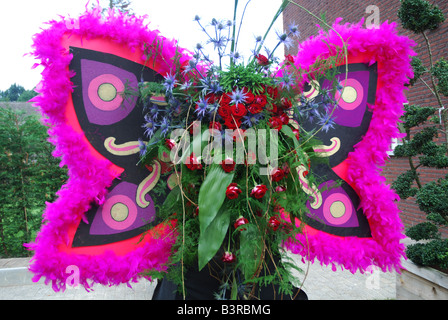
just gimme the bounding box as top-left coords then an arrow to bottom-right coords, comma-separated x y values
298,62 -> 377,239
284,21 -> 416,273
27,9 -> 190,290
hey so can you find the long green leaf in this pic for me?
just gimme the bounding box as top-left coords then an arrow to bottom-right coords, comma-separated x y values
198,207 -> 230,271
198,166 -> 234,233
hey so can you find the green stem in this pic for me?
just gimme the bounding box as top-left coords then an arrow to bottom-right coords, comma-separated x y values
230,0 -> 239,67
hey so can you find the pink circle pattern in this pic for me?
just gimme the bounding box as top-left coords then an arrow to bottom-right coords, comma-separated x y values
88,74 -> 124,111
334,78 -> 363,111
322,192 -> 353,225
101,195 -> 138,230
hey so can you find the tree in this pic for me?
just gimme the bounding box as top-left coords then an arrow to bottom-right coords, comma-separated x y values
0,84 -> 24,102
0,107 -> 67,257
393,0 -> 448,270
0,84 -> 37,102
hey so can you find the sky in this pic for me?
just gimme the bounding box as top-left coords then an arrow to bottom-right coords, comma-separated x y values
0,0 -> 286,91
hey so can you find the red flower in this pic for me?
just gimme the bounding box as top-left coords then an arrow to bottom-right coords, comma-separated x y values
279,98 -> 292,110
266,86 -> 278,99
275,185 -> 286,192
185,153 -> 202,171
231,103 -> 247,117
292,128 -> 300,141
271,168 -> 285,182
209,121 -> 222,132
218,104 -> 232,119
251,184 -> 267,199
284,54 -> 295,64
205,93 -> 218,103
234,216 -> 249,231
221,251 -> 236,263
256,54 -> 270,66
243,88 -> 255,104
248,103 -> 263,114
221,158 -> 236,173
269,117 -> 283,130
226,183 -> 242,199
248,94 -> 267,114
165,139 -> 176,150
220,92 -> 232,106
279,112 -> 290,125
224,117 -> 241,129
268,215 -> 281,231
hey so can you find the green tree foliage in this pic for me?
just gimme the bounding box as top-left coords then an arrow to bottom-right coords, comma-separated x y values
0,84 -> 38,102
398,0 -> 445,33
393,0 -> 448,270
0,108 -> 67,257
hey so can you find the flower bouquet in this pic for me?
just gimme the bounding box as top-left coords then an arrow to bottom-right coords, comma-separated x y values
137,2 -> 343,299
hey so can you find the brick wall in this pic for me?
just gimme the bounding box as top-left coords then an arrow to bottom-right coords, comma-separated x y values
283,0 -> 448,237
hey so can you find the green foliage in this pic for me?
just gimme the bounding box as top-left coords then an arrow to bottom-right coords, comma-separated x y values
406,221 -> 440,241
406,239 -> 448,270
0,108 -> 67,257
218,63 -> 274,94
392,170 -> 418,200
0,84 -> 37,102
398,0 -> 445,33
432,58 -> 448,97
416,176 -> 448,218
408,57 -> 427,86
402,104 -> 435,130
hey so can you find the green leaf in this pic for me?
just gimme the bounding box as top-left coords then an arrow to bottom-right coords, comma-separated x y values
197,207 -> 230,271
231,273 -> 238,300
198,166 -> 234,233
197,165 -> 234,270
280,125 -> 299,149
239,224 -> 263,281
160,185 -> 181,215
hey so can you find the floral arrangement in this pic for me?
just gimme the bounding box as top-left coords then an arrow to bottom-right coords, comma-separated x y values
136,3 -> 342,299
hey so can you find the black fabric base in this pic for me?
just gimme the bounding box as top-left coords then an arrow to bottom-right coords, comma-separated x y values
152,258 -> 308,301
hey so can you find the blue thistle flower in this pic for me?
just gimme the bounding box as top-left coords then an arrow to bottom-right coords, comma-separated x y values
207,103 -> 219,116
138,138 -> 147,157
229,87 -> 247,105
195,96 -> 209,119
317,111 -> 336,133
159,117 -> 171,137
275,29 -> 293,49
287,22 -> 301,38
242,113 -> 264,128
277,74 -> 295,90
163,72 -> 178,92
142,114 -> 156,139
147,103 -> 161,119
